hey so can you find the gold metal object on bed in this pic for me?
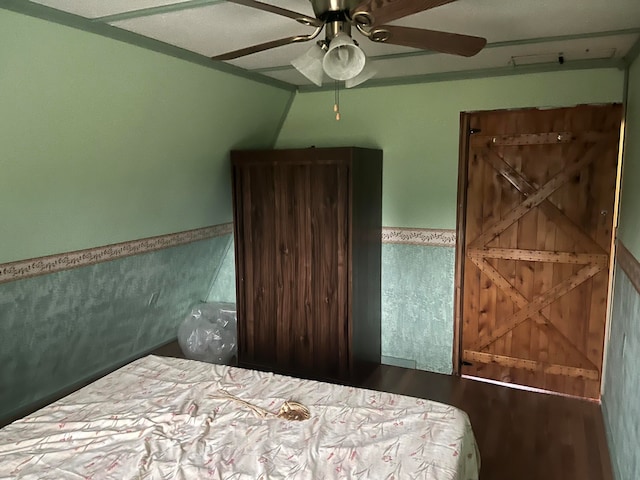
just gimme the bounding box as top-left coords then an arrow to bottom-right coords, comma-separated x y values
276,400 -> 311,421
215,390 -> 311,421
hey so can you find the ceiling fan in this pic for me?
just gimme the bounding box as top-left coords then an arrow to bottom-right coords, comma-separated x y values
212,0 -> 487,87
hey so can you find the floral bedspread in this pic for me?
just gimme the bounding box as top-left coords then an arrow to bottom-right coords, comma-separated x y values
0,355 -> 479,479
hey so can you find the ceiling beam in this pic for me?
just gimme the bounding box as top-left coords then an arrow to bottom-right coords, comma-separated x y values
296,58 -> 627,92
0,0 -> 295,92
255,27 -> 640,74
93,0 -> 227,24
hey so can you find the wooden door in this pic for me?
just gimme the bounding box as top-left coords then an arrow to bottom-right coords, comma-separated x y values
458,105 -> 622,398
232,151 -> 350,378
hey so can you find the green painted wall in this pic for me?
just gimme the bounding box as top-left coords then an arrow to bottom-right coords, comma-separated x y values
0,9 -> 292,265
206,235 -> 236,303
276,69 -> 624,229
602,55 -> 640,480
618,58 -> 640,258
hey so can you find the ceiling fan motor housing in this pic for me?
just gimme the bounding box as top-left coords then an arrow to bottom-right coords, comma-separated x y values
311,0 -> 362,19
325,15 -> 352,41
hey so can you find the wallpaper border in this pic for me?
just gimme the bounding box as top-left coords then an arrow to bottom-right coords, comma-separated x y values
618,241 -> 640,294
382,227 -> 456,247
0,225 -> 455,284
0,224 -> 233,285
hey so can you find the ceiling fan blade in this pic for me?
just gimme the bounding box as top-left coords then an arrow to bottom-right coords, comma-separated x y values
352,0 -> 456,27
226,0 -> 322,27
372,25 -> 486,57
212,36 -> 310,61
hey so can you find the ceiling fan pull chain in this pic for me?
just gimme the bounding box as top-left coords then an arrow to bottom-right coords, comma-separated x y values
334,80 -> 341,121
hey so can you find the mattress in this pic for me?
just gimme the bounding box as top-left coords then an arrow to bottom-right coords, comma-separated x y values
0,355 -> 480,479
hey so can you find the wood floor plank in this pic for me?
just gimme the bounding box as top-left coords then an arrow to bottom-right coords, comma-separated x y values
352,364 -> 613,480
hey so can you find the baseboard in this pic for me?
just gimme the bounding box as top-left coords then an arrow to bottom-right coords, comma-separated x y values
381,355 -> 417,369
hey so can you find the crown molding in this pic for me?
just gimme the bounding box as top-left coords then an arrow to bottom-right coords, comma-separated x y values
296,58 -> 626,92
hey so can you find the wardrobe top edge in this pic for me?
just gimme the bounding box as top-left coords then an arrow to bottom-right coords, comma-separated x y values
230,147 -> 382,166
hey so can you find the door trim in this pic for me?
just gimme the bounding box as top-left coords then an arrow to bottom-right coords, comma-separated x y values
452,112 -> 471,376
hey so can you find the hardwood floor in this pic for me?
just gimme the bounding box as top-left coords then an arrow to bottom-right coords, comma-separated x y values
356,365 -> 613,480
154,340 -> 614,480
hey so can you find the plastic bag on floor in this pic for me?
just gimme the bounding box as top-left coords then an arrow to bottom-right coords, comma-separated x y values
177,302 -> 237,365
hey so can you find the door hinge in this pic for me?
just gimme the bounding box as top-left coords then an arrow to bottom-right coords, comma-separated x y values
469,128 -> 481,134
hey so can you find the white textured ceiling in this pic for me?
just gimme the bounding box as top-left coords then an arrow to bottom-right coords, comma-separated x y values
26,0 -> 640,87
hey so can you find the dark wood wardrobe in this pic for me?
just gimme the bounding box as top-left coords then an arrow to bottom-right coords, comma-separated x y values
231,147 -> 382,380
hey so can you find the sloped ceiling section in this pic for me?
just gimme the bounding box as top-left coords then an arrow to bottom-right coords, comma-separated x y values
18,0 -> 640,88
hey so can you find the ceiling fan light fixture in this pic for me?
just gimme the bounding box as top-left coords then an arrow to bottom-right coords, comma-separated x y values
345,58 -> 377,88
291,43 -> 326,86
322,32 -> 366,81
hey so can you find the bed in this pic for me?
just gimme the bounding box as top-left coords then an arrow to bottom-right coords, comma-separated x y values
0,355 -> 480,479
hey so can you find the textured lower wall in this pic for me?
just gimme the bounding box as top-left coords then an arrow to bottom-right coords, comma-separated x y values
602,258 -> 640,479
206,235 -> 236,303
381,244 -> 455,374
0,235 -> 228,421
208,233 -> 456,374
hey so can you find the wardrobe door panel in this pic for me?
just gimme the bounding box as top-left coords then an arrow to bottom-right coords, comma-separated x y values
274,163 -> 312,371
232,147 -> 381,380
236,164 -> 278,366
307,162 -> 349,376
